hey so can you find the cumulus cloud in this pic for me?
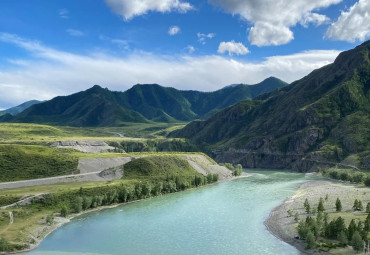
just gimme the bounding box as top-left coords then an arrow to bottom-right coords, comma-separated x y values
300,13 -> 330,28
208,0 -> 341,46
0,33 -> 341,108
326,0 -> 370,42
197,33 -> 215,44
104,0 -> 193,20
58,8 -> 69,19
217,41 -> 249,56
168,26 -> 180,35
66,29 -> 84,37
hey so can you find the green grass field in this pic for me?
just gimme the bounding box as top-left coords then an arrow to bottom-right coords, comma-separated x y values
0,123 -> 196,182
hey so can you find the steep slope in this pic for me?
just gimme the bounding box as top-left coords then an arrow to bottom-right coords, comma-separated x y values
0,100 -> 43,116
4,77 -> 287,126
172,41 -> 370,171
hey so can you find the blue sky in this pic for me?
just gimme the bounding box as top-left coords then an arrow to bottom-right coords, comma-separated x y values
0,0 -> 369,109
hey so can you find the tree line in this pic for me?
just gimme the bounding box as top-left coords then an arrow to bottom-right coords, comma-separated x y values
296,197 -> 370,251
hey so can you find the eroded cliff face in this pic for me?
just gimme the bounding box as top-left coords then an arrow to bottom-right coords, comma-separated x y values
211,128 -> 326,171
172,41 -> 370,172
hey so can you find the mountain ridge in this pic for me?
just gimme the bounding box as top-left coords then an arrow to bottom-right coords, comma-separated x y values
171,40 -> 370,171
0,100 -> 43,116
4,77 -> 287,126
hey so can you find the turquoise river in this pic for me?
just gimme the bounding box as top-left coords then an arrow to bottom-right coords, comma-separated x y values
26,170 -> 316,255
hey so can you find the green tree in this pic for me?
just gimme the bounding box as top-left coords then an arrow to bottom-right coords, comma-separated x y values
335,198 -> 342,212
364,213 -> 370,232
353,199 -> 363,211
141,182 -> 152,197
118,187 -> 128,202
298,220 -> 309,239
351,231 -> 363,252
304,198 -> 311,214
366,202 -> 370,213
0,237 -> 9,251
82,196 -> 92,210
73,196 -> 83,213
338,230 -> 348,246
46,214 -> 54,225
60,206 -> 68,217
335,217 -> 346,235
364,177 -> 370,187
348,219 -> 357,242
317,197 -> 325,212
306,230 -> 316,249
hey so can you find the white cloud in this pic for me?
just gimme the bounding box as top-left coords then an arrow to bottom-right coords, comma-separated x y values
249,22 -> 294,46
186,45 -> 195,54
58,8 -> 69,19
104,0 -> 193,20
197,33 -> 215,44
0,33 -> 341,108
326,0 -> 370,42
66,29 -> 84,37
208,0 -> 341,46
168,26 -> 181,36
217,41 -> 249,56
300,13 -> 330,28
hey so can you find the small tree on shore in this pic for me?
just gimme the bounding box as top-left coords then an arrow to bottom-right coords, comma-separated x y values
0,238 -> 9,251
335,198 -> 342,212
317,197 -> 325,212
60,206 -> 68,217
304,198 -> 311,214
306,230 -> 316,249
46,214 -> 54,225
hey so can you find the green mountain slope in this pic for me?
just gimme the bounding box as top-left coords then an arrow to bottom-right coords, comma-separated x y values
13,86 -> 148,126
171,41 -> 370,171
4,77 -> 286,126
0,100 -> 43,116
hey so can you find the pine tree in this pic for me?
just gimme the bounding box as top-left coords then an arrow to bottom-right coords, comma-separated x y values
337,230 -> 348,246
358,200 -> 363,211
353,199 -> 364,211
317,197 -> 325,212
364,213 -> 370,232
348,219 -> 357,241
351,231 -> 363,252
366,202 -> 370,213
306,230 -> 316,249
335,197 -> 342,212
304,198 -> 311,214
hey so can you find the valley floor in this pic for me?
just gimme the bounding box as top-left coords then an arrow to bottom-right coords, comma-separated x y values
265,179 -> 370,255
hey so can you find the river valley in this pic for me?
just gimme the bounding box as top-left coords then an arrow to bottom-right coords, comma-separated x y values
25,171 -> 317,255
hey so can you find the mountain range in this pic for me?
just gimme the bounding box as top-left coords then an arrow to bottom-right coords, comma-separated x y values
171,40 -> 370,171
1,77 -> 286,126
0,100 -> 43,116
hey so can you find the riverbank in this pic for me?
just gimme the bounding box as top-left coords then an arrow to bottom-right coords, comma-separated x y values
3,172 -> 251,254
265,179 -> 370,255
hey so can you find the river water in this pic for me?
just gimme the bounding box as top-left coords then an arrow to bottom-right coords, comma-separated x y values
26,170 -> 314,255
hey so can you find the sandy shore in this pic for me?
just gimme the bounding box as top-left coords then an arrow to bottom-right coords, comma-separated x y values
264,180 -> 370,255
